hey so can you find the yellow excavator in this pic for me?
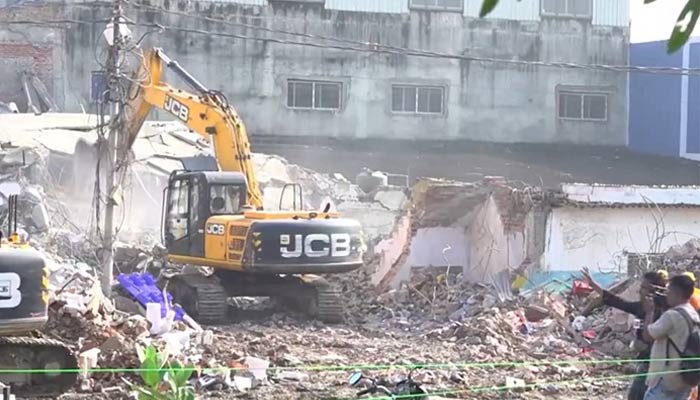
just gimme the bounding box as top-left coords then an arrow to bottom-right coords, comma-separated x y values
113,48 -> 365,323
0,195 -> 77,395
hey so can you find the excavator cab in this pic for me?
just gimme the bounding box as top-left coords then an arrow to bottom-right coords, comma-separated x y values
162,170 -> 247,258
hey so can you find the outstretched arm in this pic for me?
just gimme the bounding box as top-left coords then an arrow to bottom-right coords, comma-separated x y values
582,267 -> 643,317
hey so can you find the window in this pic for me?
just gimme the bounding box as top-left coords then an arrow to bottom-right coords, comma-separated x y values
167,179 -> 189,241
392,85 -> 444,114
210,185 -> 245,215
169,179 -> 189,216
287,80 -> 341,110
558,92 -> 608,121
409,0 -> 463,12
541,0 -> 592,18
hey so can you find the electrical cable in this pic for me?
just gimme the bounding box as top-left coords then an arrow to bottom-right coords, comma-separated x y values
3,7 -> 700,76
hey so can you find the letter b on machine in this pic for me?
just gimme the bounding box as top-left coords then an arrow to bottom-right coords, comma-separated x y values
164,96 -> 190,122
280,233 -> 351,258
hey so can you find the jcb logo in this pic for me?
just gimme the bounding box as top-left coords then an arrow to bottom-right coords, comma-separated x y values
280,233 -> 351,258
206,223 -> 225,236
164,96 -> 190,122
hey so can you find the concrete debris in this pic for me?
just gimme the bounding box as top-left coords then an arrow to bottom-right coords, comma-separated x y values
244,356 -> 270,383
0,101 -> 19,114
356,169 -> 388,193
373,187 -> 408,211
628,238 -> 700,277
0,116 -> 644,399
277,370 -> 309,382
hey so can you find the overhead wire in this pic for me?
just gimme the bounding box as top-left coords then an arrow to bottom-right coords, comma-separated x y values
3,4 -> 700,76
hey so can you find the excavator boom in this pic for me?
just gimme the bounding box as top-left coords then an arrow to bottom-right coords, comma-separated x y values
123,48 -> 263,208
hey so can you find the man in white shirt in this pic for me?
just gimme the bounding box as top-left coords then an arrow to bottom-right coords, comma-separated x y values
644,274 -> 700,400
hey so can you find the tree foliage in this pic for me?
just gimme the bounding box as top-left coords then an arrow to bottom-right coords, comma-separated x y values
479,0 -> 700,53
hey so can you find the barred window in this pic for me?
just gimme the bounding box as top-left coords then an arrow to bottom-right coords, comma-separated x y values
287,80 -> 341,110
409,0 -> 463,12
392,85 -> 445,114
558,91 -> 608,121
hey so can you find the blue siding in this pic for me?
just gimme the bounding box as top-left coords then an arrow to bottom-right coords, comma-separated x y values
629,41 -> 682,157
689,43 -> 700,154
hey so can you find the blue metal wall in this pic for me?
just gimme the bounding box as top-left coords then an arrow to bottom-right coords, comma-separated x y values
629,41 -> 682,157
687,44 -> 700,154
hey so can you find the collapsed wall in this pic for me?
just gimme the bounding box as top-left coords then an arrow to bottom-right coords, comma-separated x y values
373,177 -> 546,290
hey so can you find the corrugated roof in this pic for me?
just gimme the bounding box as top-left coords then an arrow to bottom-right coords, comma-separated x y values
464,0 -> 539,21
326,0 -> 407,13
592,0 -> 629,27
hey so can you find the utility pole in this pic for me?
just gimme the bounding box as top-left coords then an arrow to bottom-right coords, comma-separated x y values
100,0 -> 123,297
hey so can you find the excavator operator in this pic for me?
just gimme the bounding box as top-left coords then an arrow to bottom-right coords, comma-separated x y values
209,185 -> 243,214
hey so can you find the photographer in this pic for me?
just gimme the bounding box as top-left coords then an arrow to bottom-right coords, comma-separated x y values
583,268 -> 668,400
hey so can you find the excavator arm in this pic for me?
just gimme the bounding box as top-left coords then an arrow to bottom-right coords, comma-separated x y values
122,48 -> 263,209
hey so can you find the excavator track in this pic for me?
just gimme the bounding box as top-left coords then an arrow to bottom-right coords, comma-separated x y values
0,336 -> 77,397
166,273 -> 228,325
303,279 -> 344,324
214,271 -> 346,324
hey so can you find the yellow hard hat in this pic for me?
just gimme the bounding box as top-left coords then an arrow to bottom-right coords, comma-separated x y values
657,270 -> 669,280
684,271 -> 696,282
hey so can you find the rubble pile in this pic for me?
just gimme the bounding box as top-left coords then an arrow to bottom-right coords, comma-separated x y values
662,238 -> 700,273
0,118 -> 636,399
31,236 -> 633,399
354,269 -> 638,363
626,238 -> 700,277
253,153 -> 363,209
254,153 -> 408,242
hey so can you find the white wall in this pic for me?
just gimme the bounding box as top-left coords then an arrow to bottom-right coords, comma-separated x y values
545,207 -> 700,274
392,227 -> 470,285
373,214 -> 411,286
381,195 -> 528,288
466,196 -> 526,282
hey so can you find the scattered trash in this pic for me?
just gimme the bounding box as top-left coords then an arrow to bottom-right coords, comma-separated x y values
278,371 -> 309,382
505,376 -> 526,389
244,356 -> 270,383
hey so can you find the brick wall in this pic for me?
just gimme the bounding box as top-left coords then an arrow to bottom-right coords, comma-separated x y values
0,43 -> 54,111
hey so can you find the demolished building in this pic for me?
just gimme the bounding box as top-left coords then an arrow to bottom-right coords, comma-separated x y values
374,180 -> 700,291
5,113 -> 700,296
0,112 -> 697,398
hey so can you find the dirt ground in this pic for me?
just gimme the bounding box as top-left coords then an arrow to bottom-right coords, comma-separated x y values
49,311 -> 630,400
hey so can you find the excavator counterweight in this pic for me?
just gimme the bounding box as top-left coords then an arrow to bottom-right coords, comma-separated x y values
0,195 -> 77,395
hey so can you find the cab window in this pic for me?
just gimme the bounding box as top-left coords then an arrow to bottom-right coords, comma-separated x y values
210,184 -> 244,214
169,179 -> 189,217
